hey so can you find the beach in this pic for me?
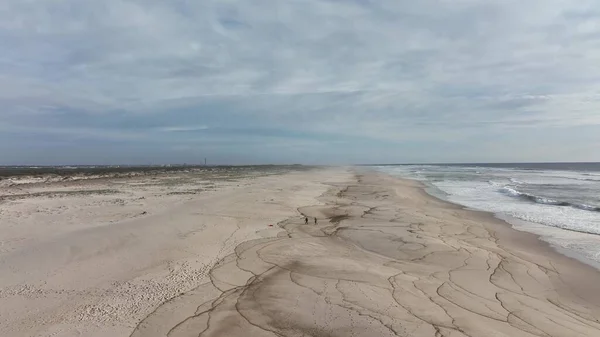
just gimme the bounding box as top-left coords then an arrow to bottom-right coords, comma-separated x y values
0,166 -> 348,336
2,167 -> 600,336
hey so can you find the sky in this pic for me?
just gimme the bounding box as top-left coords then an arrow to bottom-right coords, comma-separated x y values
1,0 -> 600,165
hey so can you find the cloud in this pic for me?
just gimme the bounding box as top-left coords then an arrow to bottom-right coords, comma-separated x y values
157,126 -> 209,132
1,0 -> 600,164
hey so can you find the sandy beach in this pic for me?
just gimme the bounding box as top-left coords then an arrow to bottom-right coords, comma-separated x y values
2,167 -> 600,336
0,166 -> 348,336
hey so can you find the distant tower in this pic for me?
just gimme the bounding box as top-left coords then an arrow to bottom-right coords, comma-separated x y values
204,158 -> 207,166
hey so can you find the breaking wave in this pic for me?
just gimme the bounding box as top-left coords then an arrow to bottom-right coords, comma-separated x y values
500,186 -> 600,212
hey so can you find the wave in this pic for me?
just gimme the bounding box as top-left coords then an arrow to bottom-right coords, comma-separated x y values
509,178 -> 525,184
487,180 -> 503,187
553,176 -> 600,183
500,186 -> 600,212
506,175 -> 600,184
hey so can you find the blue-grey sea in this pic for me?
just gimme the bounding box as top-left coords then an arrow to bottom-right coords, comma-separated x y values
376,163 -> 600,265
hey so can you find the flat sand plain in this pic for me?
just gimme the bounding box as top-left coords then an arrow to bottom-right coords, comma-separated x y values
0,167 -> 348,337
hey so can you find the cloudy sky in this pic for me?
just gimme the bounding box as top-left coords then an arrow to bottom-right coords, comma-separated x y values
1,0 -> 600,165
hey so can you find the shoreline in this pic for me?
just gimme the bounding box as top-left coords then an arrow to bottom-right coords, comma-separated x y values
375,171 -> 600,312
399,170 -> 600,272
495,213 -> 600,271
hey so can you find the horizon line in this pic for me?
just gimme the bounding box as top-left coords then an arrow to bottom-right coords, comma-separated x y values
2,161 -> 600,168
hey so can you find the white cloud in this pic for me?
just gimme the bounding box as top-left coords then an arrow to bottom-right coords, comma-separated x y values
157,126 -> 209,132
1,0 -> 600,163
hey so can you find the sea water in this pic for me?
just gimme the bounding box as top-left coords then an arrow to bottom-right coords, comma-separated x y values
376,163 -> 600,266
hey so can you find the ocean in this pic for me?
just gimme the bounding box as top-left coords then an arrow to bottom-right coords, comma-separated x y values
376,163 -> 600,266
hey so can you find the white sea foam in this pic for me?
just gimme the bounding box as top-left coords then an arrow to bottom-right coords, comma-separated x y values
377,164 -> 600,265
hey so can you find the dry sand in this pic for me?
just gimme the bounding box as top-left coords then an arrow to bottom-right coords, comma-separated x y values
0,167 -> 349,337
3,168 -> 600,336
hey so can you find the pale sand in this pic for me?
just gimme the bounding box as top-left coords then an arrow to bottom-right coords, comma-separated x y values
0,167 -> 351,337
3,168 -> 600,336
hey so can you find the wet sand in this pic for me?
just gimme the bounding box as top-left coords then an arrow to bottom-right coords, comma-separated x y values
132,170 -> 600,337
3,168 -> 600,336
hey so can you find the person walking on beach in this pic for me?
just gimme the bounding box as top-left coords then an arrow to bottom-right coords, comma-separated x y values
305,217 -> 308,225
314,217 -> 318,225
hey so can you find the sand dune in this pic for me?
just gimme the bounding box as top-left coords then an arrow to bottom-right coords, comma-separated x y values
3,168 -> 600,336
